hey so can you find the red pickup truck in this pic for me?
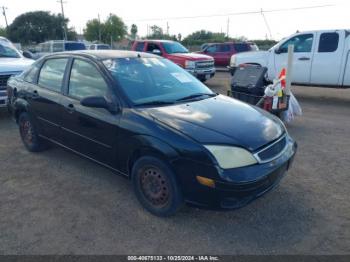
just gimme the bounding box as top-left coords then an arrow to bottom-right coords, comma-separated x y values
131,40 -> 215,82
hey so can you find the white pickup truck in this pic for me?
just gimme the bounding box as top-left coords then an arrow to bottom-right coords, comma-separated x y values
0,37 -> 33,108
229,29 -> 350,87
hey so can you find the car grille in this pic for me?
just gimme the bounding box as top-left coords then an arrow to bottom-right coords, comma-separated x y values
196,60 -> 214,69
0,75 -> 13,100
0,74 -> 12,88
256,135 -> 287,162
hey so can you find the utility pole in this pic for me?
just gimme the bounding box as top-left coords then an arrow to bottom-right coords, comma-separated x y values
98,14 -> 102,42
166,22 -> 169,35
57,0 -> 68,40
261,8 -> 272,40
226,17 -> 230,38
1,6 -> 8,29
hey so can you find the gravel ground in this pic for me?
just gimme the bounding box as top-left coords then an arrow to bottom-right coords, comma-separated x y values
0,72 -> 349,255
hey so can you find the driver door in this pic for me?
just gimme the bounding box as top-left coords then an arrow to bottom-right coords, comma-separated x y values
274,33 -> 315,84
59,58 -> 120,168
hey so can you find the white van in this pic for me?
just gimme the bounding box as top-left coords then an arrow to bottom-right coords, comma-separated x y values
0,37 -> 33,108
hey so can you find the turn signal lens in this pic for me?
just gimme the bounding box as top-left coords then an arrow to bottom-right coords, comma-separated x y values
196,176 -> 215,188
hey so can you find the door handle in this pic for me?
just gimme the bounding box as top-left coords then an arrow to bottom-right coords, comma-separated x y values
298,57 -> 310,61
65,103 -> 75,113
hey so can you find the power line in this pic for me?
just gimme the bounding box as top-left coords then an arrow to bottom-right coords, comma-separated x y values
126,4 -> 334,22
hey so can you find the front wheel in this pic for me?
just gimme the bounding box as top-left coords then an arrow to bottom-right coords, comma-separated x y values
132,156 -> 183,217
18,112 -> 47,152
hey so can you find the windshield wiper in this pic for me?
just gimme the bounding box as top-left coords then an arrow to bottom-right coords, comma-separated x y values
136,100 -> 175,106
176,93 -> 217,102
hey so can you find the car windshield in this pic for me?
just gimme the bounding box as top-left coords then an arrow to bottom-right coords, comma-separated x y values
105,57 -> 214,106
162,42 -> 189,54
0,40 -> 21,58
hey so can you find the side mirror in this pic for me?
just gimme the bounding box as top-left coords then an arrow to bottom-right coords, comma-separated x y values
152,49 -> 162,56
274,48 -> 281,54
23,50 -> 33,59
80,96 -> 118,114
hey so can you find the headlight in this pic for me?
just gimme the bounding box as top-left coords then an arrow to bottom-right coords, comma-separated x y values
185,60 -> 196,69
230,55 -> 236,67
204,145 -> 257,169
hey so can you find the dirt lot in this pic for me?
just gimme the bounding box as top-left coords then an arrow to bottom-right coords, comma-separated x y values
0,72 -> 349,255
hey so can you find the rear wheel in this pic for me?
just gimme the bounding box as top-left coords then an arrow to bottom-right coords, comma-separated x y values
132,156 -> 183,217
18,112 -> 47,152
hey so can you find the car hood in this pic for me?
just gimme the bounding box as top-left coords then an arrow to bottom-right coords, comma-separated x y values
142,95 -> 285,151
0,57 -> 34,73
167,52 -> 213,61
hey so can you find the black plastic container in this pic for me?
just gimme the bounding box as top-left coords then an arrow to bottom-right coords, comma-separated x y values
230,65 -> 267,97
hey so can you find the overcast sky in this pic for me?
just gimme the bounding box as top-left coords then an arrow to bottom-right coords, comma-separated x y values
1,0 -> 348,40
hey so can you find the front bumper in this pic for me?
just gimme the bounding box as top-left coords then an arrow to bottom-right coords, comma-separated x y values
173,137 -> 297,210
186,67 -> 216,79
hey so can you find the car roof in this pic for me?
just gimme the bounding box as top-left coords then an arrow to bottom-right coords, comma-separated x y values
135,39 -> 175,43
45,50 -> 159,60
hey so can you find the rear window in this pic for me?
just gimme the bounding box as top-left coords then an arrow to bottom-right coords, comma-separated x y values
234,43 -> 250,52
64,42 -> 86,51
135,42 -> 145,52
318,32 -> 339,53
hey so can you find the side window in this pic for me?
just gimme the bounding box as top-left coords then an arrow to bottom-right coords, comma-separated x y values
53,43 -> 64,52
135,42 -> 145,51
219,44 -> 231,52
68,59 -> 108,100
280,34 -> 314,53
43,43 -> 50,52
318,33 -> 339,53
38,58 -> 68,92
146,43 -> 161,52
24,64 -> 40,83
234,43 -> 250,52
206,45 -> 218,53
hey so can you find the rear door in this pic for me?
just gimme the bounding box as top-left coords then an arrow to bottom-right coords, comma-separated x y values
216,44 -> 232,66
310,31 -> 344,85
29,57 -> 69,140
274,33 -> 315,84
59,58 -> 120,167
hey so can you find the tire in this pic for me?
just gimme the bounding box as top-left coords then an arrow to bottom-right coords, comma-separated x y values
18,112 -> 47,152
131,156 -> 183,217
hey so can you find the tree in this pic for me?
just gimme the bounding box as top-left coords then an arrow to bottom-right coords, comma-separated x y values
7,11 -> 77,44
146,25 -> 176,40
182,30 -> 227,46
130,24 -> 138,39
84,18 -> 102,42
103,14 -> 127,43
84,14 -> 127,44
0,27 -> 6,37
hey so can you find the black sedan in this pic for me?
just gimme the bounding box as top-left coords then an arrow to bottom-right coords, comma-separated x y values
8,50 -> 297,216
